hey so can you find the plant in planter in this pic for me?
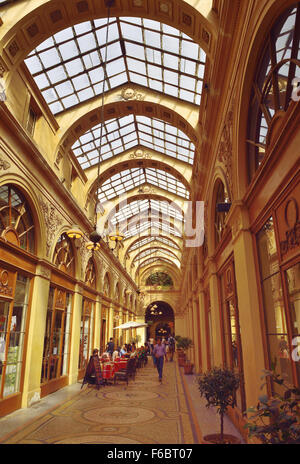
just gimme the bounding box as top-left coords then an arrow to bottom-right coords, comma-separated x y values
175,336 -> 193,371
197,366 -> 241,444
244,367 -> 300,444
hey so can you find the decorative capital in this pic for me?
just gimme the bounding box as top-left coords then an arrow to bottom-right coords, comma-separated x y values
0,157 -> 10,170
39,198 -> 63,257
120,87 -> 145,101
129,148 -> 151,159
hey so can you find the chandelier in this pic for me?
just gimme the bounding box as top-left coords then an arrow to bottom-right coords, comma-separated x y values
67,0 -> 116,252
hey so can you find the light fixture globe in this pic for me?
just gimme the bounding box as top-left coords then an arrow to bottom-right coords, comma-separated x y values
109,229 -> 125,242
86,241 -> 100,251
67,225 -> 83,239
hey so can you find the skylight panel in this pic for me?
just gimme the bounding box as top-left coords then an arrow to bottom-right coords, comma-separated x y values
25,17 -> 206,114
72,114 -> 195,169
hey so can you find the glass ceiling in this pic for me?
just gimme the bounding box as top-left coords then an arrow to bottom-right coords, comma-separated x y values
124,220 -> 182,239
98,167 -> 189,202
129,236 -> 180,253
25,17 -> 206,114
110,198 -> 183,226
138,256 -> 177,268
133,247 -> 178,263
72,115 -> 195,169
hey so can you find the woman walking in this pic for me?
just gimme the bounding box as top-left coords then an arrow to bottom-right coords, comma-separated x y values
152,338 -> 166,383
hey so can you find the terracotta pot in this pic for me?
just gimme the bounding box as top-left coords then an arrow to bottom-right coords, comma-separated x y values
177,351 -> 186,367
202,434 -> 241,444
184,363 -> 194,375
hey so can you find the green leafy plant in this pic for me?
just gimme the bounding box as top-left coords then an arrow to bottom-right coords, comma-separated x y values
175,336 -> 193,352
145,272 -> 173,288
244,367 -> 300,444
197,367 -> 240,443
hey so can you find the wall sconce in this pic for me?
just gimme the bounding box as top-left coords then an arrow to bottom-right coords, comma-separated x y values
66,225 -> 84,239
66,225 -> 102,252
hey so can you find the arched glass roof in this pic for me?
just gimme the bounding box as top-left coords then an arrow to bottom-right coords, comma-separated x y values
98,167 -> 189,202
25,17 -> 206,114
138,256 -> 178,268
72,114 -> 195,169
128,236 -> 180,253
124,219 -> 182,239
133,247 -> 178,263
110,198 -> 184,226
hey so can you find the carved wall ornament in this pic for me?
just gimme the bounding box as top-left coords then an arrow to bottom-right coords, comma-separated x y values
217,108 -> 234,198
55,151 -> 63,168
0,77 -> 6,101
159,3 -> 170,14
79,240 -> 92,278
0,269 -> 13,297
39,265 -> 51,280
120,87 -> 145,101
137,186 -> 156,194
280,197 -> 300,256
129,149 -> 152,160
39,198 -> 64,257
0,62 -> 6,78
0,157 -> 10,170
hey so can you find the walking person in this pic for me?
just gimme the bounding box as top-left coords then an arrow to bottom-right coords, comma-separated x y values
167,334 -> 176,362
152,337 -> 166,383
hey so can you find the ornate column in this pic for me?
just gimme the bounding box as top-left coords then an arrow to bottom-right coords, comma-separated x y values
207,257 -> 223,366
94,294 -> 101,351
198,290 -> 208,372
192,295 -> 202,374
68,283 -> 83,385
21,264 -> 51,408
227,201 -> 266,407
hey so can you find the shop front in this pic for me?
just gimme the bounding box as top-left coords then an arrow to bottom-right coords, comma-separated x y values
0,183 -> 37,416
254,171 -> 300,392
40,233 -> 76,398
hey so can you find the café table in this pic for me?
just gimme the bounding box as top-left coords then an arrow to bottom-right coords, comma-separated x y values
101,362 -> 115,384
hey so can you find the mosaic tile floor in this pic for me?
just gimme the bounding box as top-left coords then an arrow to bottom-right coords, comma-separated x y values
0,359 -> 201,444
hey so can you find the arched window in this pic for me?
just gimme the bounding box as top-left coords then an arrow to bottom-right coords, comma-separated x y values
214,180 -> 230,247
85,258 -> 96,289
247,3 -> 300,181
146,272 -> 173,289
0,184 -> 35,253
53,233 -> 75,277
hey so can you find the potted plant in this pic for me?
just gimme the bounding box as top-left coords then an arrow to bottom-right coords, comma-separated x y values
244,367 -> 300,444
175,336 -> 186,366
197,366 -> 241,444
175,336 -> 193,370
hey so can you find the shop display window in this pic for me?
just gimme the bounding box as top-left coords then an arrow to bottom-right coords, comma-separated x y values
256,217 -> 298,389
0,274 -> 30,398
41,288 -> 72,383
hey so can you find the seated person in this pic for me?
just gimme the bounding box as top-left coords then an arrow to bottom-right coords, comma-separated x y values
101,351 -> 111,362
130,348 -> 137,358
112,348 -> 120,362
120,345 -> 127,357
